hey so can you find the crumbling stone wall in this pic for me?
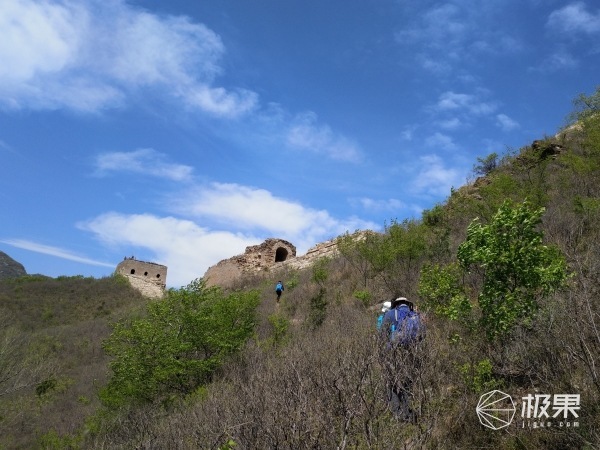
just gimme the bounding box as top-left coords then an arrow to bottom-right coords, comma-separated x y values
204,238 -> 296,287
203,232 -> 372,288
115,258 -> 167,298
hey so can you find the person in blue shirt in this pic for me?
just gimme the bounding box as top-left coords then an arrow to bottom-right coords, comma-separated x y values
380,296 -> 424,422
377,301 -> 392,330
275,281 -> 284,303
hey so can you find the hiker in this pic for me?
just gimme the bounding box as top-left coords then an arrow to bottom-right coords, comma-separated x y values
380,296 -> 425,422
275,281 -> 284,303
377,301 -> 392,330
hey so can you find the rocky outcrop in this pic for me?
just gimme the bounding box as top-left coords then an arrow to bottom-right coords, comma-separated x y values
0,251 -> 27,281
531,140 -> 563,160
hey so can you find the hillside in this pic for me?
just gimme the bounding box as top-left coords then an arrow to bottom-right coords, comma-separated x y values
0,275 -> 148,449
1,87 -> 599,449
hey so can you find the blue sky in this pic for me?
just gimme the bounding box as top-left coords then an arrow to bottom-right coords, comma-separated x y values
1,0 -> 599,287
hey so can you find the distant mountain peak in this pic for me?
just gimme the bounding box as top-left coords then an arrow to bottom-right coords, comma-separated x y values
0,251 -> 27,280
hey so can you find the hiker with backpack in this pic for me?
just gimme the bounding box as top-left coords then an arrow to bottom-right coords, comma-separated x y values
275,281 -> 284,303
377,301 -> 392,330
380,296 -> 425,422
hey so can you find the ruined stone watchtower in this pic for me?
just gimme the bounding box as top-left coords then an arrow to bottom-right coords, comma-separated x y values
204,238 -> 296,287
115,257 -> 167,298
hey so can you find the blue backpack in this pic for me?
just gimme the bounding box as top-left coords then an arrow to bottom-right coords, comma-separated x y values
389,306 -> 424,346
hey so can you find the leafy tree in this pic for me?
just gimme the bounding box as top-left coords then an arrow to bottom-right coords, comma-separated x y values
338,223 -> 433,296
473,152 -> 498,176
376,219 -> 429,295
564,86 -> 600,190
100,279 -> 260,406
309,258 -> 330,328
418,263 -> 471,324
570,85 -> 600,123
457,200 -> 568,339
336,231 -> 380,288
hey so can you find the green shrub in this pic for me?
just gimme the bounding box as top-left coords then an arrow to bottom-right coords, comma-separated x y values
266,313 -> 290,347
286,272 -> 299,290
100,279 -> 260,406
353,289 -> 372,307
458,200 -> 569,340
459,358 -> 499,393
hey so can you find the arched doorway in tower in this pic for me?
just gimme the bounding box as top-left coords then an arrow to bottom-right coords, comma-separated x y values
275,247 -> 289,262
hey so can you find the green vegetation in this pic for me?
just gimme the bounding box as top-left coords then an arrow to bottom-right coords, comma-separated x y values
2,86 -> 600,449
101,279 -> 260,406
457,200 -> 568,339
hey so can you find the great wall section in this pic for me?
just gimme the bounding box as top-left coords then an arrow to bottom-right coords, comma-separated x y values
114,232 -> 369,296
203,236 -> 344,288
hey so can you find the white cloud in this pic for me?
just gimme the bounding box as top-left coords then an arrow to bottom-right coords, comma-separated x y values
400,125 -> 417,141
395,3 -> 522,72
425,132 -> 458,151
0,0 -> 258,116
495,113 -> 520,131
352,197 -> 405,212
171,182 -> 375,244
417,54 -> 452,75
438,118 -> 462,130
78,213 -> 258,287
396,4 -> 466,48
183,85 -> 258,118
434,91 -> 497,116
549,50 -> 579,70
547,2 -> 600,35
0,238 -> 114,268
412,154 -> 464,197
95,148 -> 194,181
0,0 -> 82,82
286,112 -> 362,162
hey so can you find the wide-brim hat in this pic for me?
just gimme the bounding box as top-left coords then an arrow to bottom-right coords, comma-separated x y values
391,296 -> 412,308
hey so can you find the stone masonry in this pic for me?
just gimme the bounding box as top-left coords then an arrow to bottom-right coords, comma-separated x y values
203,232 -> 370,287
115,257 -> 167,299
204,238 -> 296,287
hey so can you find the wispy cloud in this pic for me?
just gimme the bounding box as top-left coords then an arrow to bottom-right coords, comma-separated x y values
425,132 -> 459,151
183,85 -> 258,117
395,2 -> 523,73
433,91 -> 497,116
396,4 -> 466,49
496,113 -> 520,131
0,239 -> 114,268
437,118 -> 462,130
95,148 -> 194,181
0,0 -> 257,116
547,2 -> 600,35
286,112 -> 362,162
411,154 -> 465,197
351,197 -> 405,212
0,139 -> 17,154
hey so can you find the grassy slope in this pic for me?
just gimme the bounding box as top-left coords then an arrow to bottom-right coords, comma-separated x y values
0,275 -> 148,449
